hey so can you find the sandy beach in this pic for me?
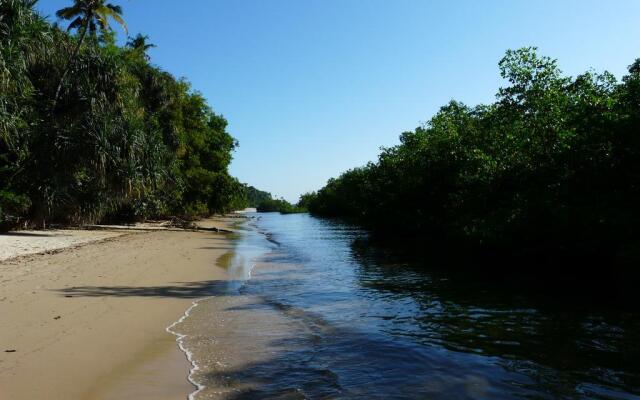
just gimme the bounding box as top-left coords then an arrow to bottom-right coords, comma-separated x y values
0,218 -> 236,400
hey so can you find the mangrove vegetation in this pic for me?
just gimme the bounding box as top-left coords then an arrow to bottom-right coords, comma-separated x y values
306,48 -> 640,268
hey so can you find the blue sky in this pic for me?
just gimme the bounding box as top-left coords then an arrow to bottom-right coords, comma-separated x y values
37,0 -> 640,202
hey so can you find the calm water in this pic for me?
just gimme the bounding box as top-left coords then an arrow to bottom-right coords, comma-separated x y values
183,212 -> 640,399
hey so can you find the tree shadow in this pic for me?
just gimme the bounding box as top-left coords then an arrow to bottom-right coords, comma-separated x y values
1,231 -> 71,238
198,246 -> 231,250
56,279 -> 244,298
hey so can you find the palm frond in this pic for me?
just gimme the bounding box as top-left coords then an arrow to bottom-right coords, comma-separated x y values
94,13 -> 108,31
55,5 -> 81,20
98,6 -> 127,33
67,16 -> 83,31
105,4 -> 123,15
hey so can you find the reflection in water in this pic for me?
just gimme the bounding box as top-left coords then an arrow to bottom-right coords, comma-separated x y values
350,248 -> 640,399
179,213 -> 640,399
218,221 -> 271,283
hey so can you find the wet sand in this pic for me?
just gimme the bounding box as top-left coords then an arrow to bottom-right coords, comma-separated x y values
0,218 -> 236,400
170,286 -> 314,399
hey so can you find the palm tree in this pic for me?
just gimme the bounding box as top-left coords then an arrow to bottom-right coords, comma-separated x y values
127,33 -> 155,60
53,0 -> 127,106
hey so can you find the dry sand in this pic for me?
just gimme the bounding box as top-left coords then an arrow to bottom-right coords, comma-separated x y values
0,229 -> 126,262
0,218 -> 237,400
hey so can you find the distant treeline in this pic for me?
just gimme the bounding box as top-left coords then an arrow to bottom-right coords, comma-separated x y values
305,48 -> 640,264
0,0 -> 248,229
243,186 -> 306,214
244,186 -> 271,208
256,198 -> 305,214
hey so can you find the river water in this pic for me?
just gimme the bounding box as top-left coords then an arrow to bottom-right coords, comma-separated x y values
175,212 -> 640,399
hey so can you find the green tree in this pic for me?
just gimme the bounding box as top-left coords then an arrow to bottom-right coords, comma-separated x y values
54,0 -> 127,105
126,33 -> 155,60
308,48 -> 640,269
1,1 -> 245,228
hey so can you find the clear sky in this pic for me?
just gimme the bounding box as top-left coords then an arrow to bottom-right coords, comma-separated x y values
37,0 -> 640,202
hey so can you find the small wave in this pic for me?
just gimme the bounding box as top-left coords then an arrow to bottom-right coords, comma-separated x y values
165,218 -> 266,400
166,298 -> 209,400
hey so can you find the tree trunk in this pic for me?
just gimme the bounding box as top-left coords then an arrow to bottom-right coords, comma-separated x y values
52,18 -> 90,110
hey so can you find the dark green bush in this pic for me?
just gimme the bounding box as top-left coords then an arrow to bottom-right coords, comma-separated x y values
308,48 -> 640,262
0,0 -> 247,227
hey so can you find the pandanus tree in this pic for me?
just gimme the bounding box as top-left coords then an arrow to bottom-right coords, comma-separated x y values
53,0 -> 127,106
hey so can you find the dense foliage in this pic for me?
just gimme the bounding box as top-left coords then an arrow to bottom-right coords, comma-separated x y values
243,185 -> 272,208
306,48 -> 640,264
256,197 -> 306,214
0,0 -> 246,228
242,185 -> 306,214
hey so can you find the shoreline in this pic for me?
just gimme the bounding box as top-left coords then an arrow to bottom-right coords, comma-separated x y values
0,217 -> 238,400
166,299 -> 206,400
0,218 -> 238,264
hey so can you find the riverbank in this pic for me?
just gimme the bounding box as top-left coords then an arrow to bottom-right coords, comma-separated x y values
0,217 -> 236,400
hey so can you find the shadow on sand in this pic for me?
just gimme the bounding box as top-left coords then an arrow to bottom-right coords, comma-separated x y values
56,279 -> 241,299
1,231 -> 71,238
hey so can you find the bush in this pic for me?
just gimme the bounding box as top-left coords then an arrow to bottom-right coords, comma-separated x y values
257,198 -> 306,214
0,1 -> 247,227
308,48 -> 640,264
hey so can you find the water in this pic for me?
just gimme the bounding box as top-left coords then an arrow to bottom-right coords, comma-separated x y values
177,212 -> 640,399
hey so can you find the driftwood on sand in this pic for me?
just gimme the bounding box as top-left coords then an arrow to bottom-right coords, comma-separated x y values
83,217 -> 234,234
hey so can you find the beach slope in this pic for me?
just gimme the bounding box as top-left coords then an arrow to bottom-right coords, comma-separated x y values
0,220 -> 234,400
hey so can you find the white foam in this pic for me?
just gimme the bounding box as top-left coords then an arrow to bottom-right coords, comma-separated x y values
166,277 -> 255,399
167,221 -> 266,399
166,298 -> 208,400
